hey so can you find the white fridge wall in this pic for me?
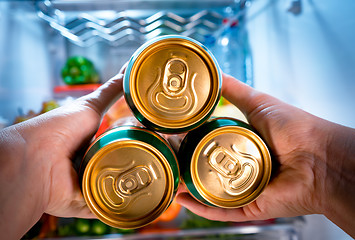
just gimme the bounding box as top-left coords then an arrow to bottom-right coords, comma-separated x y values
246,0 -> 354,239
247,0 -> 355,128
0,2 -> 53,124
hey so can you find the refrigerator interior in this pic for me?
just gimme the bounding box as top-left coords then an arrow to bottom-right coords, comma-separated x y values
1,0 -> 254,125
1,0 -> 354,239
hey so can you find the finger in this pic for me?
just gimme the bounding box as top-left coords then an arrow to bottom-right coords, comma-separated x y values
69,202 -> 96,219
73,205 -> 96,219
176,192 -> 248,222
222,73 -> 293,139
77,63 -> 127,117
76,210 -> 96,219
176,183 -> 188,195
49,200 -> 96,219
222,73 -> 281,123
221,73 -> 258,115
166,134 -> 185,152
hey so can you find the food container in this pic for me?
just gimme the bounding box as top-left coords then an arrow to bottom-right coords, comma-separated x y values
178,117 -> 272,208
123,35 -> 221,133
78,126 -> 180,229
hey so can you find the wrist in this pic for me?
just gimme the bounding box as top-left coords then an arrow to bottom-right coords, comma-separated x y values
20,123 -> 51,215
0,124 -> 48,239
319,121 -> 355,237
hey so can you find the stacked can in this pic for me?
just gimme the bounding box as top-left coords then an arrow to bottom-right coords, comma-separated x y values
79,35 -> 271,229
123,35 -> 221,133
79,35 -> 221,229
178,117 -> 272,208
79,126 -> 179,229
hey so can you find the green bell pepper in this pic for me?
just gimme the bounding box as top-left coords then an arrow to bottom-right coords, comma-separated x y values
61,56 -> 99,85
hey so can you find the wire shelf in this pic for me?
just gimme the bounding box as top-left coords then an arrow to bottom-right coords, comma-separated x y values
36,0 -> 248,47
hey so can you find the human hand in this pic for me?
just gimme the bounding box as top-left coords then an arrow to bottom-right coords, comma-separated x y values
176,73 -> 355,237
0,66 -> 125,239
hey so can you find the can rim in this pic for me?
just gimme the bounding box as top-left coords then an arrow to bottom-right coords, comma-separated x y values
82,138 -> 176,229
190,125 -> 272,208
123,35 -> 221,133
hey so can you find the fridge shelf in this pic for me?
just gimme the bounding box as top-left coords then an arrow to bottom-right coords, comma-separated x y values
36,0 -> 249,47
42,217 -> 305,240
34,0 -> 253,95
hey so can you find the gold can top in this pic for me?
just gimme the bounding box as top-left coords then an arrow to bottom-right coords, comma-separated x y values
126,36 -> 221,131
82,139 -> 174,229
191,126 -> 272,208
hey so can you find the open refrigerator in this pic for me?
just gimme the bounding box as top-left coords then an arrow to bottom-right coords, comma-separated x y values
0,1 -> 304,239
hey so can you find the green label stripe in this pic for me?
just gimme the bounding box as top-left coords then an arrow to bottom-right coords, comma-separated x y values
178,117 -> 252,206
80,127 -> 179,191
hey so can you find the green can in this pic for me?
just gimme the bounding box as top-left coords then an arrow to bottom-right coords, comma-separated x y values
178,117 -> 272,208
123,35 -> 221,133
79,126 -> 180,229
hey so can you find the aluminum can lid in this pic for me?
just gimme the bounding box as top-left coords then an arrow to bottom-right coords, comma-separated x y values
180,118 -> 271,208
124,35 -> 221,133
81,127 -> 179,228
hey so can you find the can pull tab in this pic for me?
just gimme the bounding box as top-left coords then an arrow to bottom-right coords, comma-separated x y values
117,166 -> 152,195
148,58 -> 197,116
97,166 -> 154,212
162,59 -> 187,96
205,143 -> 259,196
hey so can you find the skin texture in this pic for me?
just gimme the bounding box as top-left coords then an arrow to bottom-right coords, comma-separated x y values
0,71 -> 354,239
0,67 -> 125,240
175,74 -> 355,238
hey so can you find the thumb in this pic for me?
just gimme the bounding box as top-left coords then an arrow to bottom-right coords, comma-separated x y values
76,64 -> 126,117
221,73 -> 285,131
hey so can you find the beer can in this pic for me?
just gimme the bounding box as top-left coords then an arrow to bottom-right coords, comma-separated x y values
178,117 -> 272,208
123,35 -> 221,133
79,126 -> 180,229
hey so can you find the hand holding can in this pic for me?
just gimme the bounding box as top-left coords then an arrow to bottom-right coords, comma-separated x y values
79,126 -> 179,229
178,117 -> 272,208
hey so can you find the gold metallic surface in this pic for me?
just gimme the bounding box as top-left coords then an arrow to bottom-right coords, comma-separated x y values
129,38 -> 220,129
191,126 -> 271,208
82,140 -> 174,229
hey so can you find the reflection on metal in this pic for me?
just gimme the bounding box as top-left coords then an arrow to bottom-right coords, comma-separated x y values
206,144 -> 259,196
125,35 -> 221,132
98,165 -> 155,212
149,58 -> 197,116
